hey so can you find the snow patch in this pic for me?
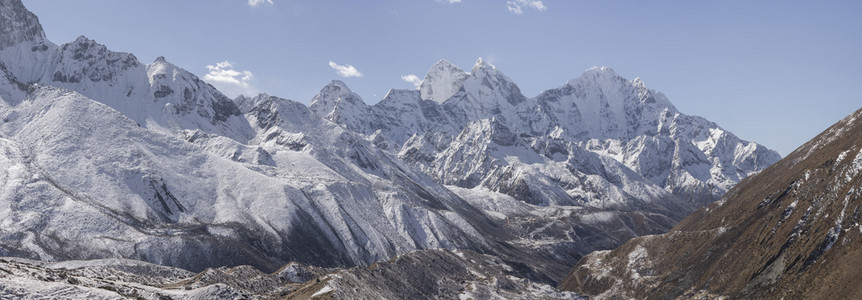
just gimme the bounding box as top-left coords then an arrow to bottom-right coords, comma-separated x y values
311,284 -> 334,298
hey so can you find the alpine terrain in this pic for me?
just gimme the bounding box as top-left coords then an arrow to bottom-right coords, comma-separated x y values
561,108 -> 862,299
0,0 -> 782,298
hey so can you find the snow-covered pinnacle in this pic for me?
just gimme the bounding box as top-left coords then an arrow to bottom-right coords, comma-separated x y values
415,58 -> 527,124
417,57 -> 525,109
308,80 -> 368,121
51,35 -> 141,85
566,66 -> 618,86
461,57 -> 526,107
312,80 -> 362,104
72,35 -> 88,44
0,0 -> 46,50
233,92 -> 271,113
533,66 -> 679,140
146,56 -> 252,141
471,57 -> 493,73
419,59 -> 469,104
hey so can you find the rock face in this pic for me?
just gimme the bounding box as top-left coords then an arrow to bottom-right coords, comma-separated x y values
0,0 -> 45,50
560,108 -> 862,299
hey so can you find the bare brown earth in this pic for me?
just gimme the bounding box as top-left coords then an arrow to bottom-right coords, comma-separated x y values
560,107 -> 862,299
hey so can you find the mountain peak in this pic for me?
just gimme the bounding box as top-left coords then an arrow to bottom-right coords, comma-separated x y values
0,0 -> 47,50
566,66 -> 623,87
73,35 -> 91,44
419,59 -> 469,104
308,79 -> 366,119
583,66 -> 617,76
234,92 -> 273,113
325,79 -> 353,92
148,56 -> 180,81
471,57 -> 495,73
431,59 -> 459,70
317,80 -> 360,103
426,59 -> 467,77
67,35 -> 109,50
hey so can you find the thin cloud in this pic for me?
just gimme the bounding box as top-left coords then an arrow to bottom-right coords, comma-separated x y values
248,0 -> 273,7
329,61 -> 363,78
436,0 -> 462,4
507,0 -> 546,14
401,74 -> 422,88
204,61 -> 258,97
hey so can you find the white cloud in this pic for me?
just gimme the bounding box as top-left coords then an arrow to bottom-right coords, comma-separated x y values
436,0 -> 462,4
329,61 -> 363,78
506,0 -> 546,14
204,60 -> 258,97
401,74 -> 422,88
248,0 -> 273,7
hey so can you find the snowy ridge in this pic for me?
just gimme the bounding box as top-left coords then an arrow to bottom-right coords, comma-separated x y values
317,60 -> 780,211
419,59 -> 470,104
0,18 -> 253,141
0,84 -> 508,273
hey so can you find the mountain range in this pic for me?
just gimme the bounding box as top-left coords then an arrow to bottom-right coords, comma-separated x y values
0,0 -> 784,297
561,107 -> 862,299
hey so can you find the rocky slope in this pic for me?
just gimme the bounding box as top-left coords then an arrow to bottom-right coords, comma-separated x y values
0,256 -> 330,299
287,249 -> 584,300
0,249 -> 582,300
560,107 -> 862,299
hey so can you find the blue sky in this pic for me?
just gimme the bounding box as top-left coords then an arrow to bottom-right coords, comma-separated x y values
22,0 -> 862,156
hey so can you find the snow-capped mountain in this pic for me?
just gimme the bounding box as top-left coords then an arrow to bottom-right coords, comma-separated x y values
419,59 -> 470,104
561,107 -> 862,299
0,71 -> 504,274
0,0 -> 512,274
0,0 -> 780,292
0,9 -> 253,142
311,59 -> 780,213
